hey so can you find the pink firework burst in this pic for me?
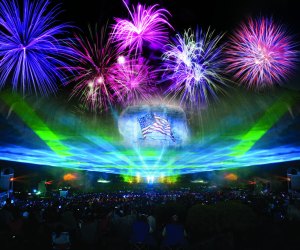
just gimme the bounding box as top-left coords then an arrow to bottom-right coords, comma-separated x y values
226,17 -> 298,88
67,26 -> 121,112
111,0 -> 172,54
112,57 -> 158,106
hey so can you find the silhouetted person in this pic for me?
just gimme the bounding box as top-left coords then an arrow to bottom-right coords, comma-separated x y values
161,214 -> 187,249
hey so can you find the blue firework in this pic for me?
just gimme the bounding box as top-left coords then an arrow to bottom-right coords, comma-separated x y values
0,0 -> 74,95
162,28 -> 226,109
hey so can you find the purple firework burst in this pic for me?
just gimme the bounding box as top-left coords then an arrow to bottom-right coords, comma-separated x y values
0,0 -> 74,95
162,28 -> 226,109
112,57 -> 158,106
111,0 -> 172,54
226,17 -> 298,88
66,26 -> 121,112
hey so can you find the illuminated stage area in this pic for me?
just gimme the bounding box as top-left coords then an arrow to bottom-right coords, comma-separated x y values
0,89 -> 299,179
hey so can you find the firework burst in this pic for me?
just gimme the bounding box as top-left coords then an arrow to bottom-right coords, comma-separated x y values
67,26 -> 121,112
226,17 -> 297,88
0,0 -> 74,95
162,28 -> 226,109
111,0 -> 172,54
113,57 -> 158,106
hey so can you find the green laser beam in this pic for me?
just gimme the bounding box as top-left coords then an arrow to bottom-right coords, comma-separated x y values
230,94 -> 294,157
1,93 -> 71,157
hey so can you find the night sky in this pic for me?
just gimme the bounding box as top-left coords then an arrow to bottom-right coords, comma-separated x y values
60,0 -> 300,89
60,0 -> 300,32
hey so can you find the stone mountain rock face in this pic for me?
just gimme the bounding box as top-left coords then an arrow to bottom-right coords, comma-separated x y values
118,105 -> 190,147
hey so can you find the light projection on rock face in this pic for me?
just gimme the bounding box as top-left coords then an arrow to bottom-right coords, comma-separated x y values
118,105 -> 190,147
0,90 -> 300,178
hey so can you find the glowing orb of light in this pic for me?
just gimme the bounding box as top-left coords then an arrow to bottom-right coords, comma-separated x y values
224,173 -> 238,181
63,173 -> 77,181
96,76 -> 104,84
117,56 -> 126,65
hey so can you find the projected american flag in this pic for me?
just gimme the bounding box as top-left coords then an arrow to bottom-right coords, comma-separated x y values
138,113 -> 175,141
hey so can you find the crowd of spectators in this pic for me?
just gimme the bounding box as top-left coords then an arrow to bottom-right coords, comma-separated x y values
1,187 -> 300,250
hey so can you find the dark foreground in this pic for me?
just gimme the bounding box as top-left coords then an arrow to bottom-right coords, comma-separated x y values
1,188 -> 300,250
